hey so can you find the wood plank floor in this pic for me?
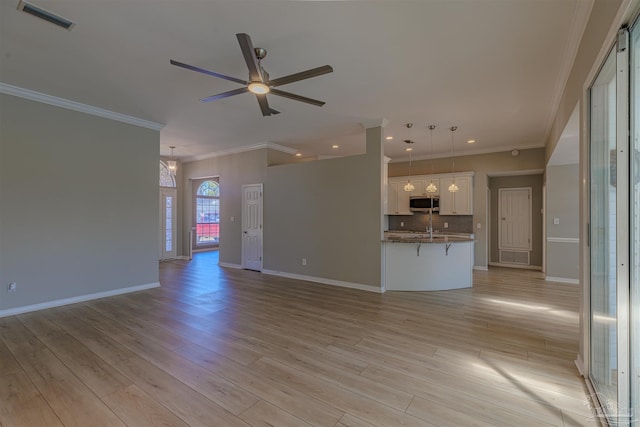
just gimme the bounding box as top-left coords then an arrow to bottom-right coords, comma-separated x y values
0,251 -> 598,426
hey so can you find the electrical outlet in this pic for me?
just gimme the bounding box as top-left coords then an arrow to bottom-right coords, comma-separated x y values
400,221 -> 404,227
230,216 -> 235,222
444,222 -> 449,228
302,258 -> 307,266
7,282 -> 16,292
477,223 -> 482,229
553,218 -> 560,225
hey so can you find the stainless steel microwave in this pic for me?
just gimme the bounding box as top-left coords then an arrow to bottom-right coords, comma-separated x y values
409,196 -> 439,212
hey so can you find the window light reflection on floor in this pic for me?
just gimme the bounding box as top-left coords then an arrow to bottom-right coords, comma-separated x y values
483,298 -> 579,320
484,298 -> 550,311
470,361 -> 568,395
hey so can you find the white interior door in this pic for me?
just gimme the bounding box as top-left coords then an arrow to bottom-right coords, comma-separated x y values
242,184 -> 263,271
499,187 -> 532,251
159,188 -> 177,260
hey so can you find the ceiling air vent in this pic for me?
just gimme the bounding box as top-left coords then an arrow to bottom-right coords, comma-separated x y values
17,1 -> 75,30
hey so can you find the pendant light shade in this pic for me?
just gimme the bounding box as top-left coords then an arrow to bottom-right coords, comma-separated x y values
448,127 -> 458,193
426,125 -> 438,194
168,146 -> 177,176
404,123 -> 415,192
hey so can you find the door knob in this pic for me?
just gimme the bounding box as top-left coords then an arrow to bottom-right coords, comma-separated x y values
243,231 -> 248,234
501,217 -> 506,220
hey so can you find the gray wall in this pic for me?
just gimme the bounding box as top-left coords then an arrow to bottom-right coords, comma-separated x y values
545,0 -> 623,163
181,149 -> 268,265
542,0 -> 624,368
264,126 -> 384,289
0,94 -> 159,312
489,174 -> 543,266
546,164 -> 580,280
389,148 -> 546,268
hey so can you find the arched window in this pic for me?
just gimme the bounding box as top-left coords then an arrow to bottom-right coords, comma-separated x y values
159,161 -> 176,187
197,180 -> 219,197
196,179 -> 220,246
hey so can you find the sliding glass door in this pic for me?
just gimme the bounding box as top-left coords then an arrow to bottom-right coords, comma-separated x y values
590,45 -> 620,420
631,21 -> 640,419
587,14 -> 640,423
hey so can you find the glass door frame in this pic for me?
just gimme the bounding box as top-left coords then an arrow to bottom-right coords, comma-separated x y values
587,27 -> 631,425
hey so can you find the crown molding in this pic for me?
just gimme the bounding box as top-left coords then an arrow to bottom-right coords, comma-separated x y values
184,142 -> 297,162
0,82 -> 165,131
388,143 -> 546,163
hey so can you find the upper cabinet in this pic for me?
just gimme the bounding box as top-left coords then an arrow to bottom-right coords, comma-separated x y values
385,172 -> 473,216
439,175 -> 473,215
387,178 -> 413,215
410,177 -> 439,197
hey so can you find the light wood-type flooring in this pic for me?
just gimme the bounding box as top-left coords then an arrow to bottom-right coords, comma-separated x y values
0,251 -> 597,426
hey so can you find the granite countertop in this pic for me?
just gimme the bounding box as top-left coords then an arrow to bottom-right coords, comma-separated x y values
383,235 -> 474,243
383,230 -> 474,243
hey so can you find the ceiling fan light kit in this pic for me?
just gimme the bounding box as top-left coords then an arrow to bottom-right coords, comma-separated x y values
170,33 -> 333,116
247,82 -> 270,94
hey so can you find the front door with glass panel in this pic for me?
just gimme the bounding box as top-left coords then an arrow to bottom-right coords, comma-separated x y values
194,179 -> 220,249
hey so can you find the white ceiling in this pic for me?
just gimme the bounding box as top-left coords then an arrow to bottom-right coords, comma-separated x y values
0,0 -> 591,162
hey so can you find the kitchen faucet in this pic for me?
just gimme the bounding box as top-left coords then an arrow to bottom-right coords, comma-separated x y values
427,208 -> 434,240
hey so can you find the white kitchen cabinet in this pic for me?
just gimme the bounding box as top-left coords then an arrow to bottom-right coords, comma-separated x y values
439,175 -> 472,215
387,179 -> 413,215
410,177 -> 439,197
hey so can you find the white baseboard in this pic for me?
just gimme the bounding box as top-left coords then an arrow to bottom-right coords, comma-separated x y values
546,276 -> 579,284
575,355 -> 586,377
489,262 -> 542,271
0,282 -> 161,318
177,255 -> 191,260
262,269 -> 384,293
473,265 -> 489,271
219,262 -> 242,269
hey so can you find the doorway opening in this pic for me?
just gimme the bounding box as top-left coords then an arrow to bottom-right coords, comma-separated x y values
488,173 -> 543,270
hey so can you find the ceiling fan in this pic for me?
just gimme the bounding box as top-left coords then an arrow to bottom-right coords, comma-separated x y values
170,33 -> 333,117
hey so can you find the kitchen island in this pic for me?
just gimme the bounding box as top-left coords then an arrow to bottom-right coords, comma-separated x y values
383,233 -> 474,291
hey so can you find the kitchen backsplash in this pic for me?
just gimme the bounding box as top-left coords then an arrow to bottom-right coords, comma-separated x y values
388,213 -> 473,233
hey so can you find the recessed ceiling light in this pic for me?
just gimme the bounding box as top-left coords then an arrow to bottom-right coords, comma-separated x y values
405,147 -> 413,152
295,153 -> 302,157
385,136 -> 393,140
331,144 -> 339,149
467,139 -> 476,144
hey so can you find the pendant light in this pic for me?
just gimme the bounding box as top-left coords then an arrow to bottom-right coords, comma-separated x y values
403,123 -> 415,192
448,126 -> 459,193
426,125 -> 438,193
167,146 -> 177,176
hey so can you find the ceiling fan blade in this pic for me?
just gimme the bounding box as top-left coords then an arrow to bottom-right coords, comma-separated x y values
269,89 -> 326,107
236,33 -> 262,82
170,59 -> 248,85
255,94 -> 273,116
200,87 -> 248,102
269,65 -> 333,87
